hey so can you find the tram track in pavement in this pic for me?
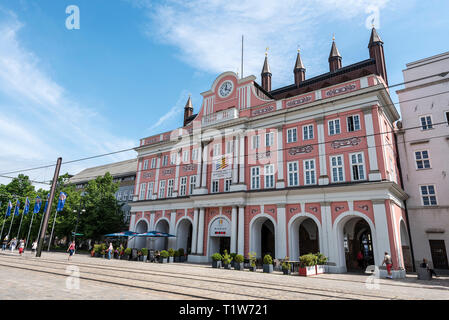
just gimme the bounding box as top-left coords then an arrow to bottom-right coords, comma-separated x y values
0,253 -> 398,300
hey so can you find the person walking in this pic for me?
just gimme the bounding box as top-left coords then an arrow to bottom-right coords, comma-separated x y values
420,258 -> 438,278
108,243 -> 113,260
18,239 -> 25,255
31,240 -> 38,253
382,251 -> 393,279
2,236 -> 8,251
9,238 -> 17,252
357,251 -> 364,269
67,241 -> 75,261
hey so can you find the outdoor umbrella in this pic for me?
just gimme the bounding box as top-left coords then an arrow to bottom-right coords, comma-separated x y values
134,231 -> 176,237
104,231 -> 140,237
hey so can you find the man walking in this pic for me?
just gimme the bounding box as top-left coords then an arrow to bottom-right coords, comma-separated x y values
2,236 -> 8,251
9,238 -> 17,252
382,251 -> 393,279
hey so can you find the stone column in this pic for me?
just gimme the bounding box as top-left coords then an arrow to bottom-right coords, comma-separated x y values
173,149 -> 181,197
230,206 -> 238,253
191,208 -> 199,254
237,206 -> 245,256
319,202 -> 332,263
275,204 -> 287,259
363,107 -> 382,181
168,210 -> 177,249
316,116 -> 329,185
201,143 -> 208,189
373,200 -> 392,267
196,207 -> 205,255
154,156 -> 161,199
129,212 -> 136,248
232,136 -> 239,184
276,126 -> 285,188
196,143 -> 203,189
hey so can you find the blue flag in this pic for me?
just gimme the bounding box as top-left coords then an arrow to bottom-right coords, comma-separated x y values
33,196 -> 42,214
5,201 -> 12,217
23,197 -> 30,215
14,200 -> 20,216
43,194 -> 50,213
56,192 -> 67,212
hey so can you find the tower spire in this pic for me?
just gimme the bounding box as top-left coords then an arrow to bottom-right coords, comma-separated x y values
368,27 -> 388,85
294,48 -> 306,86
328,34 -> 342,72
261,47 -> 272,91
183,95 -> 193,127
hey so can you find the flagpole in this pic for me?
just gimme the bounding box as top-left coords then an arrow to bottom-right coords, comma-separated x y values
16,206 -> 25,240
36,209 -> 45,246
47,210 -> 59,252
25,209 -> 36,249
7,200 -> 17,239
0,201 -> 5,241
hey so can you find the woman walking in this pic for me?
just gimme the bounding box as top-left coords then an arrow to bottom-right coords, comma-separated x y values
9,238 -> 17,252
31,240 -> 38,253
67,241 -> 76,261
18,239 -> 25,255
108,243 -> 113,260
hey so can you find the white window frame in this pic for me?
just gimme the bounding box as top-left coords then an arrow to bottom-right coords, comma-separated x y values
179,177 -> 187,196
117,191 -> 122,201
192,148 -> 198,161
225,140 -> 234,154
162,155 -> 168,167
420,185 -> 437,206
302,124 -> 314,140
170,153 -> 177,165
143,160 -> 149,170
189,175 -> 196,194
347,114 -> 361,132
328,119 -> 341,135
139,183 -> 147,200
265,132 -> 274,147
415,150 -> 431,170
420,115 -> 433,130
167,179 -> 174,197
182,150 -> 189,163
128,192 -> 133,200
213,144 -> 221,157
287,161 -> 299,187
264,164 -> 275,189
224,179 -> 232,192
146,182 -> 154,200
251,166 -> 260,189
287,127 -> 297,143
330,155 -> 345,183
303,159 -> 316,185
122,190 -> 128,201
251,135 -> 260,150
150,158 -> 157,169
350,152 -> 366,181
212,180 -> 219,193
158,180 -> 166,198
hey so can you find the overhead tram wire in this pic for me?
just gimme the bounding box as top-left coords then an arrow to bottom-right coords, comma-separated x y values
1,71 -> 448,177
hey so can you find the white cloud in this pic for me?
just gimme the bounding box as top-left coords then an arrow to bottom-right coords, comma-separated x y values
0,14 -> 136,188
139,0 -> 391,87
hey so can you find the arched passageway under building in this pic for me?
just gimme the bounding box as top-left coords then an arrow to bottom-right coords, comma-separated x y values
176,218 -> 193,254
152,219 -> 169,251
134,219 -> 149,249
251,216 -> 275,259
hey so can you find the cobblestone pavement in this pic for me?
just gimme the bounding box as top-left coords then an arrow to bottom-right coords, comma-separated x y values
1,251 -> 448,300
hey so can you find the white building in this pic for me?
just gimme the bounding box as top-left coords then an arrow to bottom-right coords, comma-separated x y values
396,51 -> 449,272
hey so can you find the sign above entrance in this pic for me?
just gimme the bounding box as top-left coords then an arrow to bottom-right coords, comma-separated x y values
209,217 -> 231,237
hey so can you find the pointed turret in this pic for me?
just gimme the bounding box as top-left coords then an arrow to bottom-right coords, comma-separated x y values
183,95 -> 193,126
261,48 -> 272,92
368,27 -> 388,85
294,49 -> 306,86
328,35 -> 342,72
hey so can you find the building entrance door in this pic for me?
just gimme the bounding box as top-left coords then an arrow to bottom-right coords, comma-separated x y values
429,240 -> 449,269
219,237 -> 230,255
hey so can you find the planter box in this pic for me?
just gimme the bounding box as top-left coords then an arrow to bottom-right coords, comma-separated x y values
174,257 -> 180,262
169,257 -> 174,263
316,265 -> 326,274
249,266 -> 257,272
282,269 -> 291,275
299,266 -> 317,276
263,264 -> 273,273
180,256 -> 186,262
223,264 -> 232,270
143,256 -> 147,262
212,261 -> 222,268
234,262 -> 244,270
161,258 -> 168,263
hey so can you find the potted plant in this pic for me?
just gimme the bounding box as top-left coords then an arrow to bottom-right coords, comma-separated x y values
263,254 -> 274,273
141,248 -> 148,262
124,247 -> 132,260
174,249 -> 180,262
168,248 -> 175,263
160,250 -> 169,263
315,252 -> 328,274
234,254 -> 244,270
211,253 -> 222,268
178,248 -> 185,262
299,253 -> 317,276
281,257 -> 291,275
248,251 -> 257,272
222,250 -> 232,269
230,252 -> 237,268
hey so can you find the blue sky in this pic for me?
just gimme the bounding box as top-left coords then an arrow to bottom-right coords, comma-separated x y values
0,0 -> 448,188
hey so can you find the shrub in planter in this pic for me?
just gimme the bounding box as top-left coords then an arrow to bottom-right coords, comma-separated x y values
124,247 -> 132,260
299,253 -> 317,276
263,254 -> 274,273
168,248 -> 175,263
281,257 -> 291,275
141,248 -> 148,262
178,248 -> 185,262
222,250 -> 233,269
315,252 -> 328,274
230,253 -> 237,268
234,254 -> 244,270
248,251 -> 257,271
174,250 -> 180,262
93,244 -> 101,257
160,250 -> 169,263
211,253 -> 222,268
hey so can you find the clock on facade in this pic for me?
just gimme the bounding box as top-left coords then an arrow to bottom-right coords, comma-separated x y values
218,80 -> 233,98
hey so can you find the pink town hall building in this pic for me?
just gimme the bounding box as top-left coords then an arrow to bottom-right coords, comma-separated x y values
129,28 -> 410,277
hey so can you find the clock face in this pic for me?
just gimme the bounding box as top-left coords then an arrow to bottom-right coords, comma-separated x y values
218,80 -> 233,98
